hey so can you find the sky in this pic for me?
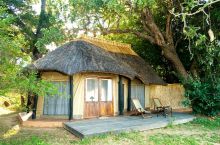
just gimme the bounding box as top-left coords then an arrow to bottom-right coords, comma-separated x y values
31,2 -> 95,51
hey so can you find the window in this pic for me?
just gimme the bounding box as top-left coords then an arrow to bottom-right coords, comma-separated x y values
86,78 -> 98,102
131,85 -> 145,108
43,81 -> 70,115
100,79 -> 112,101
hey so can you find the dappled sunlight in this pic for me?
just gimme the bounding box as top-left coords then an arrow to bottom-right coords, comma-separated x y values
3,125 -> 20,139
0,107 -> 14,116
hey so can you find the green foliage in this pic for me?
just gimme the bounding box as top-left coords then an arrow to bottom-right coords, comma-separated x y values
191,117 -> 220,130
183,76 -> 220,116
16,72 -> 57,96
0,6 -> 56,99
36,27 -> 65,53
183,26 -> 200,39
0,6 -> 26,94
178,1 -> 220,116
69,0 -> 164,35
1,0 -> 68,58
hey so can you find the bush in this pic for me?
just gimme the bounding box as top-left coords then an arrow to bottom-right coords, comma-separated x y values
183,77 -> 220,116
191,117 -> 220,130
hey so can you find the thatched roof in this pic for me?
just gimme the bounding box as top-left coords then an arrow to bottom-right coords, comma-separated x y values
33,37 -> 165,85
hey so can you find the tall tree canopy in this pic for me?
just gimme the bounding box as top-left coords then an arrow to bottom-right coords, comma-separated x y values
0,5 -> 55,96
0,0 -> 65,96
1,0 -> 66,60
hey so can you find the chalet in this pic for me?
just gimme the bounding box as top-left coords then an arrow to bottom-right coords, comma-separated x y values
32,36 -> 165,120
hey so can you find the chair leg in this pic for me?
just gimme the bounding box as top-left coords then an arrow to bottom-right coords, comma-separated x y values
156,108 -> 159,117
141,112 -> 144,118
170,108 -> 173,117
164,110 -> 166,118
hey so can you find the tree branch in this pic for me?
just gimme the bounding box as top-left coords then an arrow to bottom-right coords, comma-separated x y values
174,37 -> 182,49
170,0 -> 220,16
142,8 -> 165,46
102,29 -> 156,44
6,8 -> 35,40
165,0 -> 173,43
36,0 -> 46,39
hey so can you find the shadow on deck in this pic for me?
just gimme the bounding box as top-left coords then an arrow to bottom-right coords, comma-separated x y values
64,112 -> 195,138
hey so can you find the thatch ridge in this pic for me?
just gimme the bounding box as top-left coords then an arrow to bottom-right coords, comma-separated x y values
33,38 -> 165,85
79,35 -> 131,49
77,35 -> 138,56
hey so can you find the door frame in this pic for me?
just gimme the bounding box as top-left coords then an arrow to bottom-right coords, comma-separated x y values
83,76 -> 114,118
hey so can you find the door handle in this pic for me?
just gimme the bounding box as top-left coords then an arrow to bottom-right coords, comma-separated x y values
90,96 -> 94,101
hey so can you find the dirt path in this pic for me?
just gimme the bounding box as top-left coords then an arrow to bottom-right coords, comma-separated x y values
0,108 -> 18,137
0,107 -> 14,116
0,107 -> 77,144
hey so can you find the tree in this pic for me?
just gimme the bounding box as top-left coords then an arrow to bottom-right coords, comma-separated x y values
174,1 -> 220,116
69,0 -> 188,78
0,5 -> 55,97
104,34 -> 180,82
69,0 -> 220,79
2,0 -> 66,61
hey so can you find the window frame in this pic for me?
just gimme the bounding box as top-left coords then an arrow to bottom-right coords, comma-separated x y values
85,78 -> 99,102
85,77 -> 113,102
99,78 -> 113,102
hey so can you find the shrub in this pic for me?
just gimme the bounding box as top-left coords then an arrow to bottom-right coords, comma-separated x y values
183,77 -> 220,116
191,117 -> 220,130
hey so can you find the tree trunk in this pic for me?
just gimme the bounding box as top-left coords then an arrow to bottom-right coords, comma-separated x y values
162,45 -> 188,79
31,0 -> 46,61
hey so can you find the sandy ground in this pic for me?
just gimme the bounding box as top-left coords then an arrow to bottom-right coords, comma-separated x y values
0,107 -> 219,145
0,107 -> 14,116
0,107 -> 78,145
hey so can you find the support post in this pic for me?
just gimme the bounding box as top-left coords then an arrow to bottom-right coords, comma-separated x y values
118,75 -> 124,115
69,76 -> 73,120
127,79 -> 131,111
32,94 -> 38,119
32,72 -> 40,119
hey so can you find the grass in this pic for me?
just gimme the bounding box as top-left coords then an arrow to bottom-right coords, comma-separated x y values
149,134 -> 198,145
0,136 -> 49,145
191,117 -> 220,130
0,109 -> 219,145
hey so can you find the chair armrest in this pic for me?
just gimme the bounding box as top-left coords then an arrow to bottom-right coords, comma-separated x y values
156,105 -> 171,109
156,107 -> 163,109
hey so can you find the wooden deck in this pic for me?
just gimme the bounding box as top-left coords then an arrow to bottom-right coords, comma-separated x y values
21,119 -> 68,127
64,112 -> 195,138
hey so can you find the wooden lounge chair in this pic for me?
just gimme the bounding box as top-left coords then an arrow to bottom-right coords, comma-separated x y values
153,98 -> 172,117
132,98 -> 152,118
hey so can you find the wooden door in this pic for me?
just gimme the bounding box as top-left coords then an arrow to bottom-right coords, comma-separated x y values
84,78 -> 113,118
99,79 -> 113,116
84,78 -> 99,118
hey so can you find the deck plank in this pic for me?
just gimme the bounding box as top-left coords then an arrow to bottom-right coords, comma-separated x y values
64,113 -> 195,138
